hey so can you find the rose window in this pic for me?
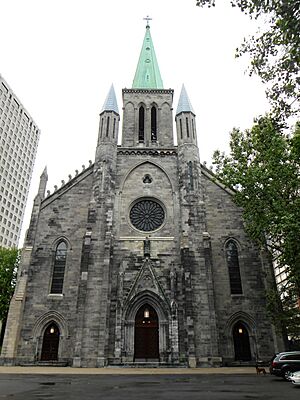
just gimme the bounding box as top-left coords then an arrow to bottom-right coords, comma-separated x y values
129,199 -> 165,232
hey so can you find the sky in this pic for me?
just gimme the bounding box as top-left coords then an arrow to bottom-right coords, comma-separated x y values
0,0 -> 270,246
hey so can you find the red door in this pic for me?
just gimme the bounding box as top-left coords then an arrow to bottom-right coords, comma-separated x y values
134,304 -> 159,361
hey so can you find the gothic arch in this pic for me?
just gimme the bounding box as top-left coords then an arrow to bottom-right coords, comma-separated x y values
224,311 -> 256,362
223,237 -> 242,252
33,310 -> 69,339
51,236 -> 72,251
122,290 -> 171,362
120,160 -> 174,193
32,311 -> 69,362
124,289 -> 170,323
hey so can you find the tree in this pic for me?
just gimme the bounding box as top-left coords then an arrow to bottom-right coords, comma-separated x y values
196,1 -> 300,118
212,116 -> 300,341
0,247 -> 19,345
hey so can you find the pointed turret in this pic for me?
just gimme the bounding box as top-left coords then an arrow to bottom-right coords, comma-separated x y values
132,24 -> 163,89
176,84 -> 195,116
101,84 -> 119,114
175,84 -> 197,146
97,84 -> 120,149
37,166 -> 48,199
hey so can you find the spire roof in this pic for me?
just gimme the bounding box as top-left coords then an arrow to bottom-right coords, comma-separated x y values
101,84 -> 119,114
132,25 -> 163,89
176,84 -> 195,115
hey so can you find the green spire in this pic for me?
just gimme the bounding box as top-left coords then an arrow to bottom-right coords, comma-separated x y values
132,24 -> 163,89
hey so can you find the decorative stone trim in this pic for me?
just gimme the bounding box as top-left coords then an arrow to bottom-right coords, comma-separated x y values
118,149 -> 177,157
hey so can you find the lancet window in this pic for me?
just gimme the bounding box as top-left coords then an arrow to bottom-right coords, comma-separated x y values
225,240 -> 243,295
139,106 -> 145,142
151,106 -> 157,142
50,241 -> 67,294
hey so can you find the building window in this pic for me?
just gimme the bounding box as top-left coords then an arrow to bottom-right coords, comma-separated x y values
225,240 -> 243,295
186,117 -> 190,138
113,118 -> 116,138
179,119 -> 183,139
192,119 -> 195,139
106,116 -> 110,137
138,106 -> 145,142
100,118 -> 104,138
50,241 -> 67,294
151,106 -> 157,142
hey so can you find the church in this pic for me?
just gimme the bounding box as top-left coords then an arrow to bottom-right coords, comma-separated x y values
1,23 -> 282,367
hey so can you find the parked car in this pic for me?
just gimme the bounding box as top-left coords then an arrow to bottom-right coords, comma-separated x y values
269,351 -> 300,380
290,370 -> 300,386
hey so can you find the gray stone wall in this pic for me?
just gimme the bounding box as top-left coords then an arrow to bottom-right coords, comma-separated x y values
15,169 -> 93,363
202,170 -> 276,363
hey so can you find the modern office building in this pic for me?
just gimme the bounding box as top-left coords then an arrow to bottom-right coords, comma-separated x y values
0,74 -> 40,248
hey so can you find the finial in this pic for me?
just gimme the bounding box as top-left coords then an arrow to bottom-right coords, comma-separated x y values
143,15 -> 152,28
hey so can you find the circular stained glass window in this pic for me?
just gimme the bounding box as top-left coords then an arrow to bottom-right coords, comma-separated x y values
130,199 -> 165,232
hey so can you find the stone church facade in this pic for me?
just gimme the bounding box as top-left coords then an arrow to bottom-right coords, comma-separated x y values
1,25 -> 282,367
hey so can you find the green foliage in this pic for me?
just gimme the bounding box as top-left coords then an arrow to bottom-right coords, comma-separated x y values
196,1 -> 300,118
212,116 -> 300,339
0,247 -> 19,322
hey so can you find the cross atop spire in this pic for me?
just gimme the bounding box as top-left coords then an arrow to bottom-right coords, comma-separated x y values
143,15 -> 152,28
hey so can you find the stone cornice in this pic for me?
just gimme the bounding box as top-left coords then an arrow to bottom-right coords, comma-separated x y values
117,147 -> 177,157
122,88 -> 174,95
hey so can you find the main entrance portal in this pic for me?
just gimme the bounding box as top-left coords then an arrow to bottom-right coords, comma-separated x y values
134,304 -> 159,361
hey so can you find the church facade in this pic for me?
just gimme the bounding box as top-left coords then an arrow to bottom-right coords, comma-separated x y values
1,25 -> 283,367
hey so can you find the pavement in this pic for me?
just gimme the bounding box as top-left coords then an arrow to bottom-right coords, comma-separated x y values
0,366 -> 257,375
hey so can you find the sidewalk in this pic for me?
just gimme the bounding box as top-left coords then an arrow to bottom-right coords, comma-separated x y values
0,366 -> 257,375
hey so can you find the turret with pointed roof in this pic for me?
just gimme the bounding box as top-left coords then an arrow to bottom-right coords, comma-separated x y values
101,84 -> 119,115
175,84 -> 197,147
95,84 -> 120,163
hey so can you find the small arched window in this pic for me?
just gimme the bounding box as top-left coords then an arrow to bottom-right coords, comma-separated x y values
139,106 -> 145,142
106,116 -> 110,137
225,240 -> 242,295
50,241 -> 67,294
186,117 -> 190,138
151,106 -> 157,142
179,119 -> 183,139
100,118 -> 104,138
113,118 -> 116,138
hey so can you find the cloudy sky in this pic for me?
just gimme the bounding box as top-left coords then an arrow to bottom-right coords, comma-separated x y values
0,0 -> 269,246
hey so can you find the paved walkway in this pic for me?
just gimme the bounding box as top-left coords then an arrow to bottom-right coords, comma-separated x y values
0,366 -> 257,375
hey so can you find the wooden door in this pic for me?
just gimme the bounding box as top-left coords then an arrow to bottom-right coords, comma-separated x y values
134,304 -> 159,361
41,323 -> 60,361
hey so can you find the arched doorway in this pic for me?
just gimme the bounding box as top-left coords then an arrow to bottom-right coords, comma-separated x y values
233,321 -> 251,361
41,322 -> 60,361
134,304 -> 159,361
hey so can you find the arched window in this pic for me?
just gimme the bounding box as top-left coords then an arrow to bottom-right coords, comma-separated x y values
186,117 -> 190,138
139,106 -> 145,142
225,240 -> 242,294
106,116 -> 110,137
100,118 -> 104,138
179,119 -> 183,139
192,119 -> 195,139
113,118 -> 116,138
50,241 -> 67,294
151,106 -> 157,142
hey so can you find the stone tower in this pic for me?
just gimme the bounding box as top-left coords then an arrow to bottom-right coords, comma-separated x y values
1,23 -> 282,368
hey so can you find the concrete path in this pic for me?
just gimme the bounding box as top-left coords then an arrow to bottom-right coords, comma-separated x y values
0,366 -> 258,375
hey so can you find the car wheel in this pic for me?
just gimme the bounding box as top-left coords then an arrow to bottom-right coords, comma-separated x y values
283,369 -> 292,380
